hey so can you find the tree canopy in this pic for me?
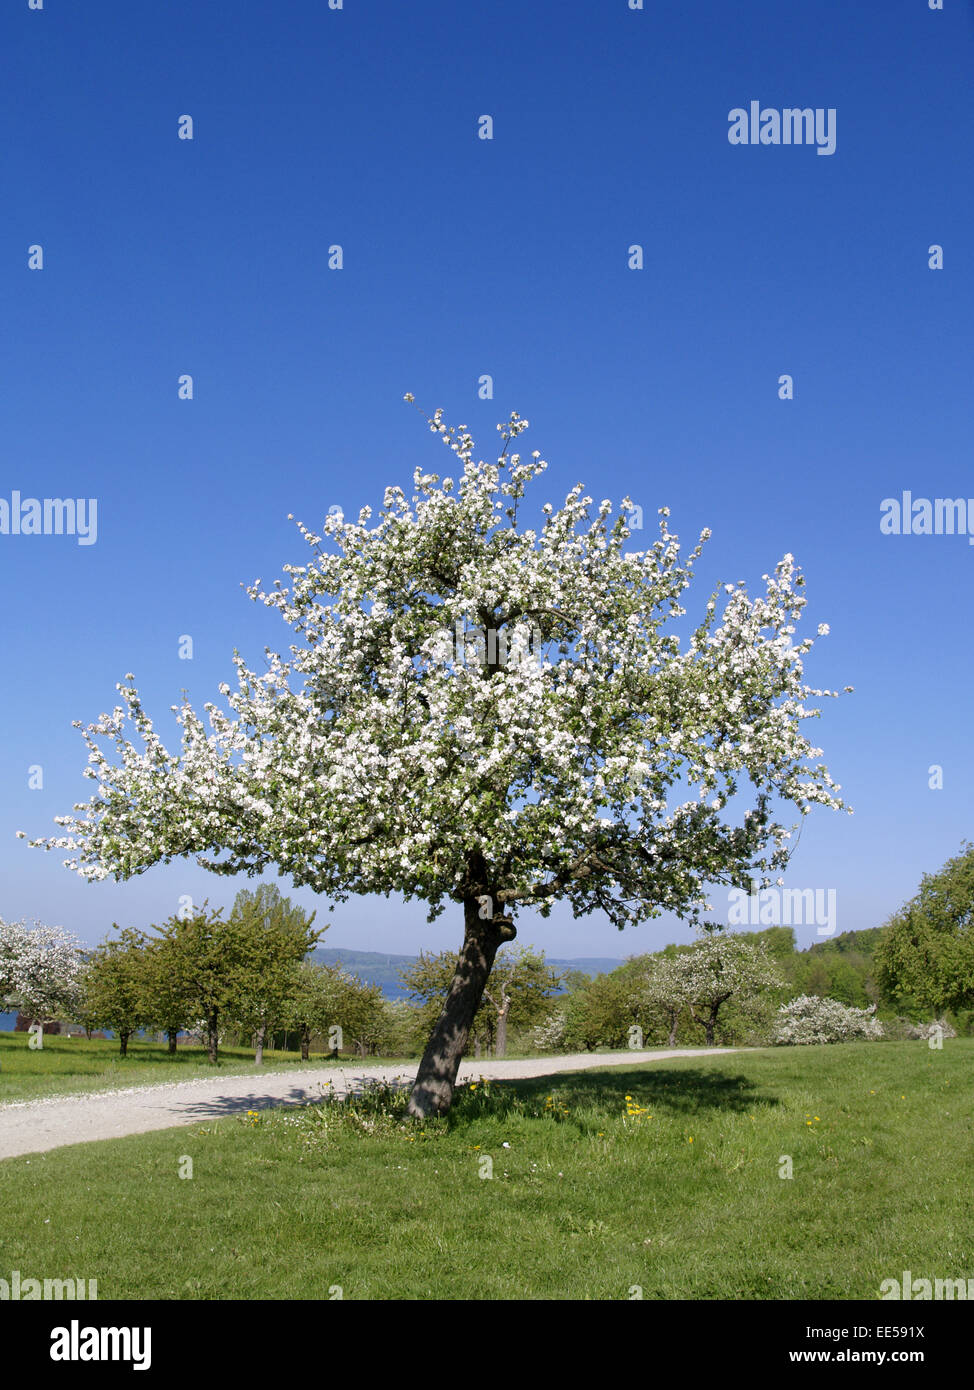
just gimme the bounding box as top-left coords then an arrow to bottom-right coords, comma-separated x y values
875,842 -> 974,1016
27,404 -> 849,1113
0,918 -> 85,1027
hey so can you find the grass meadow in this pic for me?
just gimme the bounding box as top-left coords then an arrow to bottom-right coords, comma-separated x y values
0,1039 -> 968,1300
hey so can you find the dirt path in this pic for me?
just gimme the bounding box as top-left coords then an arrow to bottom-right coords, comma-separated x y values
0,1048 -> 735,1160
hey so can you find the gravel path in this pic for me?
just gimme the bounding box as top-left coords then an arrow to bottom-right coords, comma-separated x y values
0,1049 -> 734,1160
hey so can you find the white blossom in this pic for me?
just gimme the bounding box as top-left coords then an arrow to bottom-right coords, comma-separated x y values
0,919 -> 85,1023
26,408 -> 850,933
772,995 -> 883,1045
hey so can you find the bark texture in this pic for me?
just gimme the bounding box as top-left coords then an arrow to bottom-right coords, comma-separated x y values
206,1010 -> 219,1063
408,884 -> 515,1117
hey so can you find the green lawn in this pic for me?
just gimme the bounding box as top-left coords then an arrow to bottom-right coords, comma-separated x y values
0,1032 -> 389,1104
0,1040 -> 968,1299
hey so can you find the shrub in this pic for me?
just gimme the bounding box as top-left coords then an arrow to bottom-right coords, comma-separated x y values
530,1010 -> 568,1053
772,994 -> 884,1045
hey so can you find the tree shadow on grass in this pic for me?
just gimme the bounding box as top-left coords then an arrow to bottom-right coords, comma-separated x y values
178,1087 -> 331,1118
176,1073 -> 413,1119
447,1067 -> 781,1126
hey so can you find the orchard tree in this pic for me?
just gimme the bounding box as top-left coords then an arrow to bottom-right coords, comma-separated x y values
338,977 -> 389,1057
147,903 -> 252,1063
0,918 -> 85,1031
25,404 -> 850,1115
280,959 -> 355,1059
372,997 -> 423,1058
632,953 -> 687,1047
83,927 -> 150,1056
483,945 -> 561,1057
401,944 -> 559,1057
656,933 -> 783,1045
876,842 -> 974,1017
560,968 -> 644,1051
228,884 -> 319,1063
141,934 -> 195,1053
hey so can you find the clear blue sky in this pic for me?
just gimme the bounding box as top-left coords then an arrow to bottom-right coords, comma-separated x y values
2,0 -> 972,961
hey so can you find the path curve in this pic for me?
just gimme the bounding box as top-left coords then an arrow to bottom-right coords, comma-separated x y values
0,1048 -> 736,1160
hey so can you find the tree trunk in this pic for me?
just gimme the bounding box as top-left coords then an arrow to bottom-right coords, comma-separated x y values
167,1029 -> 178,1054
301,1026 -> 310,1061
407,890 -> 515,1118
668,1009 -> 680,1047
207,1010 -> 219,1063
119,1030 -> 130,1057
255,1023 -> 266,1066
495,993 -> 511,1059
474,1033 -> 481,1060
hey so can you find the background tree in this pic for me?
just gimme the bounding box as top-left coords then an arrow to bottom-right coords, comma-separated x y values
658,933 -> 782,1045
636,953 -> 687,1047
29,406 -> 849,1115
0,918 -> 85,1031
399,945 -> 558,1058
148,903 -> 255,1063
71,988 -> 100,1041
82,927 -> 150,1056
279,960 -> 362,1059
227,884 -> 319,1063
372,997 -> 424,1057
141,934 -> 196,1053
482,946 -> 561,1057
875,842 -> 974,1019
559,969 -> 644,1051
772,995 -> 883,1045
338,977 -> 391,1057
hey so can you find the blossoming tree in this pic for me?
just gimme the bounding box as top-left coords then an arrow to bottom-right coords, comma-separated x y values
644,932 -> 783,1045
27,403 -> 850,1115
0,918 -> 85,1029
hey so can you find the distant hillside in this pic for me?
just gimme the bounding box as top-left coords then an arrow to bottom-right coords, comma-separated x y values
309,948 -> 621,1000
803,926 -> 886,958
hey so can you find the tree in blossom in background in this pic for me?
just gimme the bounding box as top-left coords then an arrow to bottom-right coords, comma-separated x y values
772,995 -> 884,1045
644,932 -> 783,1046
26,402 -> 851,1114
0,918 -> 86,1028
